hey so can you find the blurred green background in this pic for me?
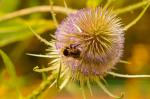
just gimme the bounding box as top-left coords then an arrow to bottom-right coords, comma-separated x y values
0,0 -> 150,99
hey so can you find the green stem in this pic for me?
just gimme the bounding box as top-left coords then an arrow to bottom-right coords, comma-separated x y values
28,68 -> 68,99
28,75 -> 54,99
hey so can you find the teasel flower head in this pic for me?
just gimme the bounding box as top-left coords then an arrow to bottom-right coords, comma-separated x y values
30,4 -> 150,99
55,7 -> 124,79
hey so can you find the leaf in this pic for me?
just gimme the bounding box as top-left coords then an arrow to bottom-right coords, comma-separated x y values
0,49 -> 17,81
0,49 -> 22,98
0,18 -> 55,47
86,0 -> 102,8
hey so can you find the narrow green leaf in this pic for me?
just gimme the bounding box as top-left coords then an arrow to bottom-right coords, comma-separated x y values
0,49 -> 22,98
0,49 -> 17,81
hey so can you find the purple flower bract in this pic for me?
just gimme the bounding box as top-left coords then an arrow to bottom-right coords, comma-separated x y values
55,7 -> 124,79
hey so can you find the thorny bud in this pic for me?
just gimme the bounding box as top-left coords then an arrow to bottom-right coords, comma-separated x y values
55,7 -> 124,79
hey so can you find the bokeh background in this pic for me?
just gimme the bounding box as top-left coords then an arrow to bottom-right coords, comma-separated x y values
0,0 -> 150,99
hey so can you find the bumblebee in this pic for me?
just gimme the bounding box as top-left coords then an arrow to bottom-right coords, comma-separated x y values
63,44 -> 81,58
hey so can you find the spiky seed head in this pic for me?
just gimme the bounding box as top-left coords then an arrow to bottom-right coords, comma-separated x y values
55,7 -> 124,79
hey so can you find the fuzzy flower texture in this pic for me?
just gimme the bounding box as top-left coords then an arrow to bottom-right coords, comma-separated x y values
55,7 -> 124,79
